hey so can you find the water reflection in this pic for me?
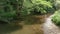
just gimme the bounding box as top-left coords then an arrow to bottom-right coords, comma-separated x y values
0,24 -> 22,34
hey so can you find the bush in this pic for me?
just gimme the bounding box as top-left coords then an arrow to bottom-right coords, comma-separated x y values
0,0 -> 55,24
52,10 -> 60,26
22,0 -> 53,15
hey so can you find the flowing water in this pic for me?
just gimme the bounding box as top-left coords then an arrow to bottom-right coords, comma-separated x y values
43,15 -> 60,34
0,15 -> 60,34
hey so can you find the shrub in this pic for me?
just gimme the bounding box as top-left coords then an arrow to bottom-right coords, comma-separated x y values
52,10 -> 60,26
22,0 -> 53,15
0,0 -> 54,24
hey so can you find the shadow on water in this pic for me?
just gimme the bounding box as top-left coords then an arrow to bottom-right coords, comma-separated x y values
0,24 -> 23,34
23,15 -> 46,25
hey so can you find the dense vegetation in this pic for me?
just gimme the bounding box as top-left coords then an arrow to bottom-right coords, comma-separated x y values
0,0 -> 55,24
1,0 -> 60,34
51,0 -> 60,26
52,10 -> 60,26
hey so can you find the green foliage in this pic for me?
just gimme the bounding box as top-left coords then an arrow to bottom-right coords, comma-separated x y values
22,0 -> 53,15
32,0 -> 52,7
0,0 -> 55,24
52,10 -> 60,26
0,0 -> 17,23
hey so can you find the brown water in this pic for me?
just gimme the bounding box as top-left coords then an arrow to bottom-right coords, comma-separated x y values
0,15 -> 60,34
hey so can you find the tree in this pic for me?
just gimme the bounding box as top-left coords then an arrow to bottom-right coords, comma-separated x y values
0,0 -> 55,24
